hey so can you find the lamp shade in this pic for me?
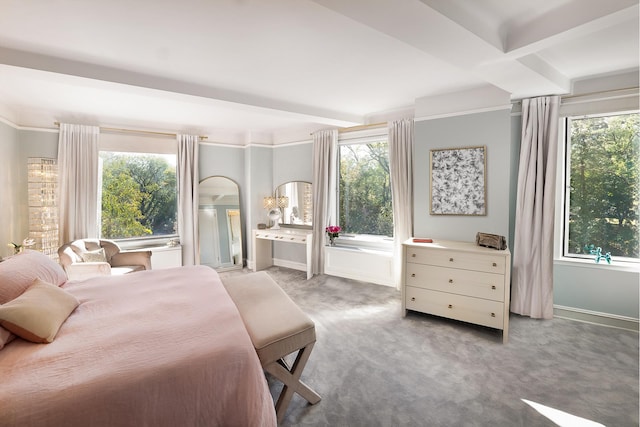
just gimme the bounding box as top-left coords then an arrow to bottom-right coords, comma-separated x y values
263,196 -> 276,209
277,196 -> 289,209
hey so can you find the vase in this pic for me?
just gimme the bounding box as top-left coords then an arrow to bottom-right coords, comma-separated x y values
329,237 -> 335,246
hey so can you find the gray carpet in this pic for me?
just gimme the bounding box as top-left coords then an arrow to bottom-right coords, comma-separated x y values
220,267 -> 639,427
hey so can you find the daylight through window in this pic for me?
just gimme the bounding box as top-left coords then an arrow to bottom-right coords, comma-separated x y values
563,112 -> 639,261
99,151 -> 178,240
338,140 -> 393,237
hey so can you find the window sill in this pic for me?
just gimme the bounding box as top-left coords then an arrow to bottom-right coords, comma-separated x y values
115,236 -> 179,251
333,234 -> 393,253
554,257 -> 640,273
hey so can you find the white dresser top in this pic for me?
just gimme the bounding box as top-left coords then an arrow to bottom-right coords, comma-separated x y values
403,238 -> 510,255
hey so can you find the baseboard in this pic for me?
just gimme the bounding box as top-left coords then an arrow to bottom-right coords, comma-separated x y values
273,258 -> 307,272
245,258 -> 306,273
553,305 -> 639,332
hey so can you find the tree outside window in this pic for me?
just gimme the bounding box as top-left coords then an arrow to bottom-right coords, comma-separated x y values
100,152 -> 177,240
565,112 -> 639,260
339,141 -> 393,237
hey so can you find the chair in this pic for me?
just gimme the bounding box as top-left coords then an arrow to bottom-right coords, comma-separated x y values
58,239 -> 152,281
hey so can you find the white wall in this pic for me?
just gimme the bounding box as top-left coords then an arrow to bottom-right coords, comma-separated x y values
245,145 -> 273,265
0,124 -> 58,257
0,121 -> 21,257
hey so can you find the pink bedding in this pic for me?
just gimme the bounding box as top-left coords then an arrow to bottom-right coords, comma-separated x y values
0,266 -> 276,427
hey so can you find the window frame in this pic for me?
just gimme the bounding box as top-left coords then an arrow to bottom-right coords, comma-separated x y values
558,110 -> 639,266
335,129 -> 394,252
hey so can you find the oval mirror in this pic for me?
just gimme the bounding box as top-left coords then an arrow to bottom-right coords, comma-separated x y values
274,181 -> 313,228
198,176 -> 243,271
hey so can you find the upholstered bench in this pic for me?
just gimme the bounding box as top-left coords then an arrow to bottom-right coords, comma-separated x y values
222,271 -> 321,423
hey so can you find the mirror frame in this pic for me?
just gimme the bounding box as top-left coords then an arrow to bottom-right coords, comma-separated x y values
274,181 -> 313,229
198,176 -> 244,271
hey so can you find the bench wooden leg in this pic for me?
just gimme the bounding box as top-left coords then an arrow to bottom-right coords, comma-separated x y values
264,342 -> 321,423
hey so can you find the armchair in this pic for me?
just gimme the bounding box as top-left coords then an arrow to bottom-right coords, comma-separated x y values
58,239 -> 152,281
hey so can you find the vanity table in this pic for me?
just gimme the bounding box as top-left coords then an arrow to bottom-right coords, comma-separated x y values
252,228 -> 313,279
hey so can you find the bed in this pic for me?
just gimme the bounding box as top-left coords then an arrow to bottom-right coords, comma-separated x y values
0,250 -> 276,427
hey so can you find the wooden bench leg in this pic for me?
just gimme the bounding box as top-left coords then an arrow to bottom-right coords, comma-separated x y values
264,342 -> 321,423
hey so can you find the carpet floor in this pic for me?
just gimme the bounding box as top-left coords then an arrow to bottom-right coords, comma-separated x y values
219,267 -> 639,427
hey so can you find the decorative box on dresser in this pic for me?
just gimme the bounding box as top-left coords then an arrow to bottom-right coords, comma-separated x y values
402,239 -> 511,343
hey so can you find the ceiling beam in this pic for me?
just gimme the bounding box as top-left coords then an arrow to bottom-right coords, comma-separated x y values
311,0 -> 590,96
505,1 -> 639,55
0,46 -> 363,129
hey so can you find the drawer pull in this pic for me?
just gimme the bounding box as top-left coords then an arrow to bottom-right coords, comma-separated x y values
492,262 -> 497,267
411,297 -> 416,302
491,285 -> 496,290
491,312 -> 496,317
411,273 -> 416,278
411,253 -> 416,257
448,279 -> 453,284
290,238 -> 295,240
448,304 -> 453,309
449,258 -> 454,262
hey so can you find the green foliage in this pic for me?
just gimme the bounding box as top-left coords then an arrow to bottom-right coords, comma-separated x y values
567,113 -> 639,258
339,142 -> 393,236
100,153 -> 177,239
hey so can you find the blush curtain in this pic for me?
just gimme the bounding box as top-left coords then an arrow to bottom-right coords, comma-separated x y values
511,96 -> 560,319
311,129 -> 338,275
57,123 -> 100,243
389,119 -> 414,289
177,134 -> 200,266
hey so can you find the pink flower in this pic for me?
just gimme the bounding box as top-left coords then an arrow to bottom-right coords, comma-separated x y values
325,225 -> 341,235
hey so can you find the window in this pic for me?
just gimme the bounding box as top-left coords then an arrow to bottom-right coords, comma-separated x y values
99,151 -> 178,240
563,112 -> 639,262
338,139 -> 393,238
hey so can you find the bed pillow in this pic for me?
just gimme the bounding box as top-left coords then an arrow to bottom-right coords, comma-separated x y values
0,250 -> 68,304
0,325 -> 15,350
80,248 -> 107,263
0,279 -> 80,343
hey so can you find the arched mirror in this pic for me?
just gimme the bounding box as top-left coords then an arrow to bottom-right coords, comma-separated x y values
198,176 -> 243,271
274,181 -> 313,228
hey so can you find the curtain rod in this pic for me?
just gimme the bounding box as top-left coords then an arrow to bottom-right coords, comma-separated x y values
54,122 -> 208,140
311,121 -> 387,136
560,86 -> 638,101
512,86 -> 639,104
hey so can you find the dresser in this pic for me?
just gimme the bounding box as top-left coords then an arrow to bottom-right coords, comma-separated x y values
402,239 -> 511,343
252,228 -> 313,279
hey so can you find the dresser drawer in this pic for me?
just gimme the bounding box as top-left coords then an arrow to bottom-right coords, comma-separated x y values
405,287 -> 504,330
406,247 -> 505,274
405,264 -> 505,302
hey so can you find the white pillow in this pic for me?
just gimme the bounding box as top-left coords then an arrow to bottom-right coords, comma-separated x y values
0,279 -> 80,343
80,248 -> 107,263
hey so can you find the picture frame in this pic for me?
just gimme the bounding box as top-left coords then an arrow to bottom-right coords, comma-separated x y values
430,146 -> 487,215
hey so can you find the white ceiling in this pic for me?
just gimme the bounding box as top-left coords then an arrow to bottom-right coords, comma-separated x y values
0,0 -> 637,144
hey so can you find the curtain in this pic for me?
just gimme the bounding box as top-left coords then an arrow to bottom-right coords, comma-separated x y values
311,129 -> 338,275
511,96 -> 560,319
389,118 -> 414,289
57,123 -> 100,244
177,134 -> 200,266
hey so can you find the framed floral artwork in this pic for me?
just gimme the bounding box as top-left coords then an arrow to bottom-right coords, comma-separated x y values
430,146 -> 486,215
